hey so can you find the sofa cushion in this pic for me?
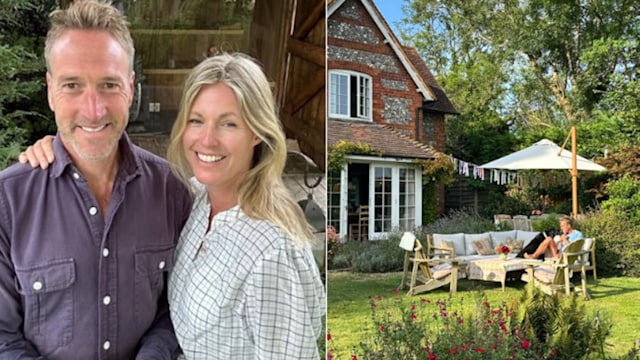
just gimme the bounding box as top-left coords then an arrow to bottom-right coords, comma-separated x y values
433,233 -> 466,256
515,230 -> 540,248
581,238 -> 593,264
472,238 -> 494,255
506,238 -> 524,253
464,232 -> 492,255
489,230 -> 517,248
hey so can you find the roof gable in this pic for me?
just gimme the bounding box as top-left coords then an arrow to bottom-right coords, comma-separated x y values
404,47 -> 459,114
328,0 -> 435,101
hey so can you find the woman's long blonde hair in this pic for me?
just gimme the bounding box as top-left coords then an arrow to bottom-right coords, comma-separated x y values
167,53 -> 316,247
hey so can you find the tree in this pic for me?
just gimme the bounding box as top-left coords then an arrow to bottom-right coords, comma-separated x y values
0,0 -> 56,153
399,0 -> 639,161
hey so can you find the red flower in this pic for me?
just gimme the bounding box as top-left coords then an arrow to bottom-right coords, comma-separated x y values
392,288 -> 400,294
551,349 -> 557,356
379,325 -> 385,332
327,333 -> 332,341
495,244 -> 511,254
351,356 -> 358,360
474,347 -> 485,353
428,353 -> 437,360
327,354 -> 333,360
411,312 -> 417,320
374,295 -> 381,301
521,340 -> 530,350
411,304 -> 416,310
450,347 -> 458,355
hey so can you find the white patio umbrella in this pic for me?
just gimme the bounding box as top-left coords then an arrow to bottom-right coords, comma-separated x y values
480,139 -> 606,171
481,127 -> 606,216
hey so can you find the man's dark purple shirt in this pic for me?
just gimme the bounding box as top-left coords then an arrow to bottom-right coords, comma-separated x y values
0,134 -> 192,359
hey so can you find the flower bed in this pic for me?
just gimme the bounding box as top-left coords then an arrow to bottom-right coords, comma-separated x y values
328,286 -> 616,360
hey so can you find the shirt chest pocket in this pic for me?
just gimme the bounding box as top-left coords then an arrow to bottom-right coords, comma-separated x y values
134,246 -> 175,325
15,259 -> 76,348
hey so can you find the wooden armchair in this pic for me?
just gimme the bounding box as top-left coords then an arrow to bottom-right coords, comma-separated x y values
512,215 -> 532,231
399,232 -> 463,296
521,239 -> 590,299
581,238 -> 597,280
493,214 -> 513,229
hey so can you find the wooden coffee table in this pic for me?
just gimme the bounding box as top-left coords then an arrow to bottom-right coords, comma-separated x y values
467,257 -> 528,291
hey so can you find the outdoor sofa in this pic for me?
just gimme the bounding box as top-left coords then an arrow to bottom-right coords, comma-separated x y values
427,230 -> 597,279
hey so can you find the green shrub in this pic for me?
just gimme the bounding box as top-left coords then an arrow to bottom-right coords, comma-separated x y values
578,210 -> 640,277
337,287 -> 622,360
602,175 -> 640,226
530,213 -> 564,232
421,209 -> 496,235
328,232 -> 406,273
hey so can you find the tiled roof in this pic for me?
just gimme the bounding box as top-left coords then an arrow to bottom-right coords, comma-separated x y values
404,46 -> 459,115
328,119 -> 437,159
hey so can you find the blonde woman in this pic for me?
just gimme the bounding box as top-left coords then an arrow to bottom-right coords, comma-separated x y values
164,53 -> 325,359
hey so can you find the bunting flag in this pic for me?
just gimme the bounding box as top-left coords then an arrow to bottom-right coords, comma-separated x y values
448,155 -> 517,185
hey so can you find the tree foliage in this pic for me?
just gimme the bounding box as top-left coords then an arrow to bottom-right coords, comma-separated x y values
0,0 -> 56,160
399,0 -> 639,164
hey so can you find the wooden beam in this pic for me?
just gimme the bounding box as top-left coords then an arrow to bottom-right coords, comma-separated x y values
281,112 -> 325,171
288,38 -> 325,68
293,1 -> 325,40
285,70 -> 324,115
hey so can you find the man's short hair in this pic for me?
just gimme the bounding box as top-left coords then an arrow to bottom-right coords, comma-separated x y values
560,216 -> 573,227
44,0 -> 134,72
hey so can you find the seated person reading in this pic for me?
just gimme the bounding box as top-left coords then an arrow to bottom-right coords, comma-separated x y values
524,216 -> 583,259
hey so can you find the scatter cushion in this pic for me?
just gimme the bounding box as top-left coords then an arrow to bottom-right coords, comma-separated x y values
507,238 -> 524,253
464,232 -> 492,255
472,238 -> 494,256
489,230 -> 517,248
436,240 -> 455,256
433,233 -> 465,256
441,240 -> 454,249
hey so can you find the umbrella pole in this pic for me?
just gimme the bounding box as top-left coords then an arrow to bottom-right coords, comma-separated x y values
560,126 -> 579,217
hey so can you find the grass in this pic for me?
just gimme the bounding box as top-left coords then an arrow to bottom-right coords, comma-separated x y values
327,271 -> 640,358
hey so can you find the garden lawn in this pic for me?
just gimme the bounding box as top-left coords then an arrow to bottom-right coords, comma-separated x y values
327,271 -> 640,358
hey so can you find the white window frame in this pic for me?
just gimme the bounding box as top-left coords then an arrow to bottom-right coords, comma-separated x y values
328,70 -> 372,121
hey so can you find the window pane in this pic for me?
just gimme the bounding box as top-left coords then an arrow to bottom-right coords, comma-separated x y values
329,73 -> 349,116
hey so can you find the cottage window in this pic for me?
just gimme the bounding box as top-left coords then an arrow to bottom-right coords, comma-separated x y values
329,70 -> 372,121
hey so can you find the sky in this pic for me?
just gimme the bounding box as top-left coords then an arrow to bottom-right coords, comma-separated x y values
372,1 -> 406,33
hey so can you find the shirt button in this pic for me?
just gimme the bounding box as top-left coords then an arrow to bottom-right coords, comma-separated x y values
89,207 -> 98,216
103,341 -> 110,350
158,261 -> 166,270
103,296 -> 111,305
102,248 -> 109,257
73,172 -> 80,180
32,281 -> 43,291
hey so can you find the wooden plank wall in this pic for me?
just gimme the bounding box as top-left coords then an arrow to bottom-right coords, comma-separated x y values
444,174 -> 492,214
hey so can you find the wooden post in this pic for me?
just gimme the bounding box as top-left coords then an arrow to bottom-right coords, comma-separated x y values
560,126 -> 579,217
